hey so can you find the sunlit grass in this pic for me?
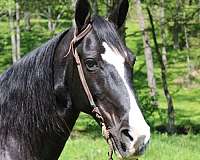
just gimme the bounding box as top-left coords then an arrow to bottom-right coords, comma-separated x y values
59,132 -> 200,160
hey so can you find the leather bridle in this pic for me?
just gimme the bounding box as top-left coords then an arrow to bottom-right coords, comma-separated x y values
65,23 -> 114,160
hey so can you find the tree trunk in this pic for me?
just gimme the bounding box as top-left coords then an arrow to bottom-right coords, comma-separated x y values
8,7 -> 17,63
160,0 -> 167,67
16,0 -> 21,60
105,0 -> 109,16
135,0 -> 158,106
173,0 -> 181,49
183,12 -> 192,85
47,6 -> 53,32
91,0 -> 98,15
71,0 -> 76,26
106,0 -> 112,16
71,0 -> 76,11
119,23 -> 126,43
184,13 -> 189,49
199,0 -> 200,22
24,0 -> 31,31
24,11 -> 31,31
147,7 -> 175,134
173,22 -> 179,49
50,12 -> 64,36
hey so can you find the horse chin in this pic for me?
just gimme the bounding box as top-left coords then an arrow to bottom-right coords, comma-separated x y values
115,148 -> 140,160
109,135 -> 142,160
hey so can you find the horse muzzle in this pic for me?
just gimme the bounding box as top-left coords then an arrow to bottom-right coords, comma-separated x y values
109,126 -> 150,159
92,106 -> 150,159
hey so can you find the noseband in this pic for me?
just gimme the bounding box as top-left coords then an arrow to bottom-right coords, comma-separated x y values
65,24 -> 114,160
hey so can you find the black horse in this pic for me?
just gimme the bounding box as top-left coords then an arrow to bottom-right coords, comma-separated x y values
0,0 -> 150,159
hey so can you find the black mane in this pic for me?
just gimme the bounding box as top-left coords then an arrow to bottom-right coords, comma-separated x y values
0,31 -> 68,152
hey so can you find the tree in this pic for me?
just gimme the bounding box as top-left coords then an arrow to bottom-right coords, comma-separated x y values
135,0 -> 158,107
23,0 -> 31,31
45,2 -> 69,34
160,0 -> 168,67
27,0 -> 73,35
105,0 -> 112,16
16,0 -> 20,60
7,0 -> 21,63
91,0 -> 98,15
173,0 -> 181,49
147,7 -> 175,134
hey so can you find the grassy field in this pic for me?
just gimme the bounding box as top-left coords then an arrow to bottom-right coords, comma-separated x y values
0,16 -> 200,160
59,131 -> 200,160
126,19 -> 200,128
57,110 -> 200,160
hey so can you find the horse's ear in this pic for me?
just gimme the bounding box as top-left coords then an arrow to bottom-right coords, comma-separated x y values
75,0 -> 91,31
108,0 -> 129,29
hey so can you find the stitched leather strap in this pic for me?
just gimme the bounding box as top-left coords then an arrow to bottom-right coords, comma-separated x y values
65,24 -> 96,107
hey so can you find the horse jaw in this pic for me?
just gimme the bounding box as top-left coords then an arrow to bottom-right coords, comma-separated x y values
101,42 -> 150,158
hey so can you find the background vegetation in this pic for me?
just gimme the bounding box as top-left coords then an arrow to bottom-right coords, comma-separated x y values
0,0 -> 199,159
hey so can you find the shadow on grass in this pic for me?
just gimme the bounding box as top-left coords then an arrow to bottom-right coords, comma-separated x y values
154,108 -> 200,135
155,123 -> 200,135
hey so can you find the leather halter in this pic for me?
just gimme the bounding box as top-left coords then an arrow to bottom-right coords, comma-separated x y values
65,24 -> 114,160
65,24 -> 96,107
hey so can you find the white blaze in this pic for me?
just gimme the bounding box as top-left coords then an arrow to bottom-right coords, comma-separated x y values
101,42 -> 150,147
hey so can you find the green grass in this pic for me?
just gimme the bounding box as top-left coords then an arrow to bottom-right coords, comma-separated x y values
58,111 -> 200,160
59,131 -> 200,160
142,133 -> 200,160
59,134 -> 109,160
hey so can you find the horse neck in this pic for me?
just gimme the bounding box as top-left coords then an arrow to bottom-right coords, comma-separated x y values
0,28 -> 80,160
35,28 -> 81,160
1,110 -> 79,160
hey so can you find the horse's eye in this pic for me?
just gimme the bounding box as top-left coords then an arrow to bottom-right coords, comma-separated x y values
85,59 -> 99,72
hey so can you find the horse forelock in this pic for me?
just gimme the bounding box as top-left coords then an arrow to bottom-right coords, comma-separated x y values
92,16 -> 127,58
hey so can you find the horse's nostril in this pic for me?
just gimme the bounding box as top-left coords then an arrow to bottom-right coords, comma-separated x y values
134,135 -> 146,148
120,141 -> 127,152
134,135 -> 147,155
137,141 -> 149,155
137,144 -> 146,155
121,129 -> 134,141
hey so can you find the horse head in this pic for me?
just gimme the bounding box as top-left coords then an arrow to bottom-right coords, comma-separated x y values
60,0 -> 151,159
54,0 -> 150,157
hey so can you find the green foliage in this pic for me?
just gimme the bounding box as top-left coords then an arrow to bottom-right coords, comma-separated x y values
19,0 -> 74,19
0,0 -> 15,11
